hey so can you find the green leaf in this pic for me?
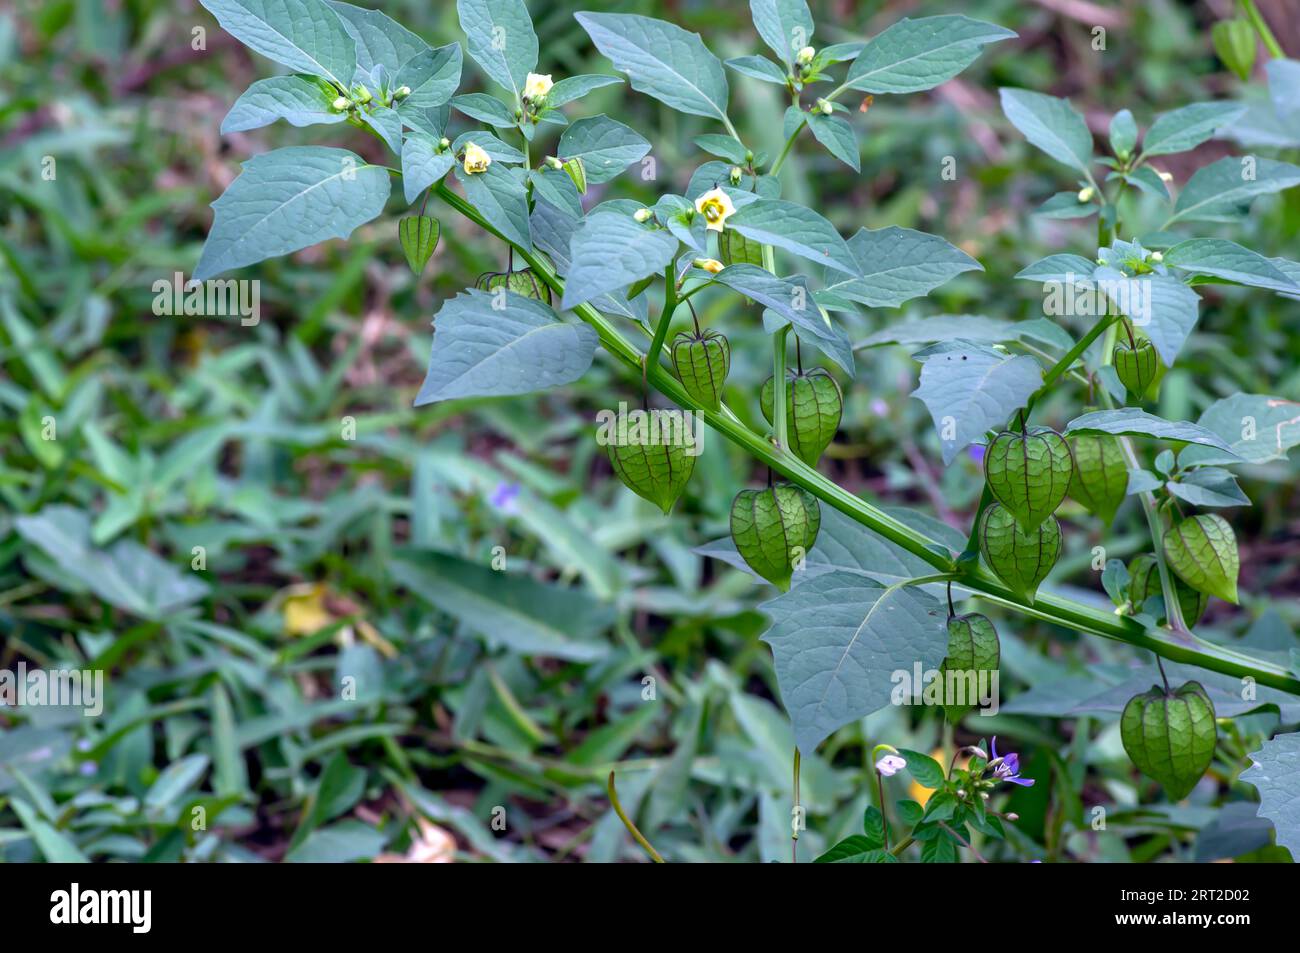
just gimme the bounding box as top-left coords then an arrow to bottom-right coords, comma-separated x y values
415,289 -> 596,404
1109,108 -> 1137,157
1166,467 -> 1250,509
826,226 -> 981,307
400,132 -> 454,203
199,0 -> 356,88
750,0 -> 813,70
10,798 -> 87,863
1123,166 -> 1170,199
1240,731 -> 1300,861
457,0 -> 537,101
999,87 -> 1094,174
1163,514 -> 1239,603
390,549 -> 612,660
358,103 -> 401,151
545,73 -> 622,108
457,161 -> 531,249
330,1 -> 428,77
285,819 -> 387,862
195,146 -> 390,279
1163,239 -> 1300,294
1014,253 -> 1095,284
452,92 -> 515,126
694,134 -> 747,163
1168,156 -> 1300,225
807,112 -> 859,170
726,199 -> 857,276
560,212 -> 678,310
145,754 -> 211,813
1180,393 -> 1300,467
1035,191 -> 1096,219
530,201 -> 649,325
844,16 -> 1014,94
575,12 -> 730,122
813,836 -> 896,863
708,264 -> 853,374
15,505 -> 208,619
1121,682 -> 1217,800
920,832 -> 957,862
221,75 -> 346,133
761,575 -> 946,752
398,215 -> 439,274
896,749 -> 946,788
1141,102 -> 1247,158
394,43 -> 463,116
528,167 -> 582,217
909,345 -> 1043,464
1091,267 -> 1199,366
725,54 -> 788,85
557,115 -> 651,184
1065,409 -> 1237,454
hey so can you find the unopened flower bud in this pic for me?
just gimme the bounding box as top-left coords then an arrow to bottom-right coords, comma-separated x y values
816,98 -> 833,115
1078,186 -> 1094,202
957,789 -> 967,798
394,85 -> 411,100
332,96 -> 350,111
694,257 -> 724,274
796,46 -> 816,67
728,166 -> 742,185
1006,813 -> 1019,822
354,85 -> 372,104
1150,251 -> 1164,262
633,208 -> 652,223
1157,169 -> 1173,183
438,137 -> 451,152
545,156 -> 563,170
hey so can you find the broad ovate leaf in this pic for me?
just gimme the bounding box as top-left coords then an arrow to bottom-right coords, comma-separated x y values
457,0 -> 538,101
845,16 -> 1014,94
999,88 -> 1094,174
195,146 -> 390,280
761,572 -> 946,753
200,0 -> 357,88
415,288 -> 596,404
575,12 -> 730,122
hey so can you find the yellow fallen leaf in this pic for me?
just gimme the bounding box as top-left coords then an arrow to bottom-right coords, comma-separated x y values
282,583 -> 331,636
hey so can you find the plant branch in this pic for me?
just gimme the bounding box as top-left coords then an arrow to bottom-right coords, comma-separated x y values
433,180 -> 1300,696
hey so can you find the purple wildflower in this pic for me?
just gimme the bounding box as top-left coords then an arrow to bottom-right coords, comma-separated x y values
488,481 -> 521,515
990,736 -> 1034,786
968,444 -> 986,464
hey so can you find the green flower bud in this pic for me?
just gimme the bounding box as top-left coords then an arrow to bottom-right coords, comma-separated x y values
730,483 -> 821,590
1121,681 -> 1216,800
979,503 -> 1061,603
332,96 -> 351,112
984,427 -> 1074,529
760,369 -> 842,467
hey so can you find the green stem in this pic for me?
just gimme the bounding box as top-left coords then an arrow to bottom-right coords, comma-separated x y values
773,325 -> 790,450
607,771 -> 664,863
770,118 -> 806,177
432,181 -> 1300,696
647,265 -> 678,380
1240,0 -> 1285,58
792,747 -> 801,863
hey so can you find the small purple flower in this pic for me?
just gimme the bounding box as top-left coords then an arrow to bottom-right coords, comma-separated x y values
488,481 -> 521,515
989,736 -> 1034,786
968,444 -> 986,464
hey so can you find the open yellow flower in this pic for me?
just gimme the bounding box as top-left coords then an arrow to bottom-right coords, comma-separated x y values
694,187 -> 735,232
462,141 -> 491,174
524,72 -> 553,101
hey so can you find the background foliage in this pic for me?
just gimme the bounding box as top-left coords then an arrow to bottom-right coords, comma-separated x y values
2,0 -> 1298,862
